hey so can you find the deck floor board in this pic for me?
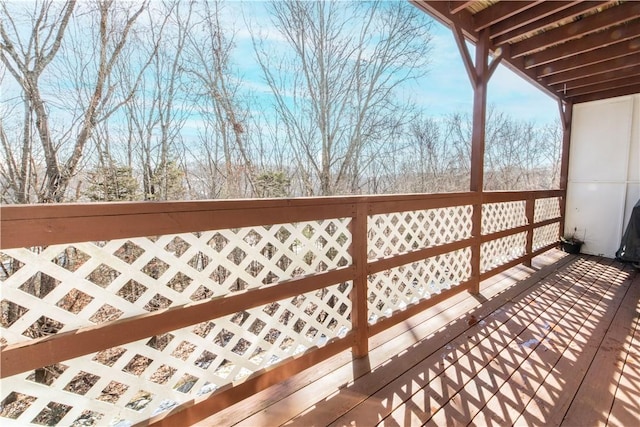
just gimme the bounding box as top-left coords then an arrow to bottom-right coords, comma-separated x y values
199,251 -> 640,427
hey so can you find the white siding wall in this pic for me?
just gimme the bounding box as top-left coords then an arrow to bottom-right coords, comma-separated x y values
565,94 -> 640,257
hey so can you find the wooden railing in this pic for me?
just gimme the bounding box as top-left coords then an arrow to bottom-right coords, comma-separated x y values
0,190 -> 562,426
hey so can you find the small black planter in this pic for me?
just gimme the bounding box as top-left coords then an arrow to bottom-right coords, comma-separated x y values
560,239 -> 583,254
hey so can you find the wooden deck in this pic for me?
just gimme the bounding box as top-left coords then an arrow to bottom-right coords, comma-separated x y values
199,250 -> 640,426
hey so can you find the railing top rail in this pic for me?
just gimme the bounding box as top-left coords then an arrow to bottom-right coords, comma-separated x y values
0,191 -> 485,219
482,189 -> 564,203
0,190 -> 562,250
1,192 -> 478,249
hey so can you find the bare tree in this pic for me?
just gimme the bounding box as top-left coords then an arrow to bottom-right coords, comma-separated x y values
0,76 -> 43,203
115,0 -> 189,201
252,0 -> 432,196
0,0 -> 155,202
184,0 -> 254,199
443,107 -> 562,191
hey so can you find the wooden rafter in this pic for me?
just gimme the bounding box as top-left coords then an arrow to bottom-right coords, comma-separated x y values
535,40 -> 640,78
449,1 -> 475,15
491,1 -> 610,45
544,54 -> 640,86
551,67 -> 640,92
489,1 -> 581,39
413,0 -> 640,104
525,19 -> 640,68
510,2 -> 640,58
563,76 -> 640,98
473,1 -> 541,32
572,84 -> 640,104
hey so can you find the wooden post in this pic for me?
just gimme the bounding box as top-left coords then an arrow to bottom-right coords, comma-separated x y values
525,194 -> 535,267
470,30 -> 491,294
558,100 -> 573,239
350,202 -> 369,357
450,27 -> 495,294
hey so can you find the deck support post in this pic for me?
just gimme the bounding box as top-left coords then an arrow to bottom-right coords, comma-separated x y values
350,202 -> 369,358
525,194 -> 535,267
558,100 -> 573,239
453,27 -> 499,294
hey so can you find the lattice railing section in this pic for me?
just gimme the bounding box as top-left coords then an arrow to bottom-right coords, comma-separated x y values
0,219 -> 353,425
481,201 -> 527,235
0,282 -> 352,426
533,223 -> 561,252
0,220 -> 351,347
0,192 -> 565,425
534,197 -> 561,223
368,206 -> 473,259
480,232 -> 527,273
367,248 -> 471,323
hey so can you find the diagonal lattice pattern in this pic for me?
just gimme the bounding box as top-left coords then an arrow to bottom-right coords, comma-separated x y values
368,206 -> 473,260
480,232 -> 527,273
0,219 -> 352,425
367,248 -> 471,324
0,195 -> 560,425
0,282 -> 351,426
0,220 -> 351,347
481,201 -> 527,235
534,197 -> 561,223
533,223 -> 560,251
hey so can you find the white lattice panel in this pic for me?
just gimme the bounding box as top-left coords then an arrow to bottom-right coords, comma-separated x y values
0,282 -> 352,426
533,223 -> 560,251
367,248 -> 471,323
534,197 -> 561,223
481,201 -> 527,235
0,220 -> 351,347
480,232 -> 527,273
0,219 -> 352,425
368,206 -> 473,260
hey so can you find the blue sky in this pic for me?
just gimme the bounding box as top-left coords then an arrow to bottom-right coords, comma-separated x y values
418,23 -> 559,123
228,1 -> 560,126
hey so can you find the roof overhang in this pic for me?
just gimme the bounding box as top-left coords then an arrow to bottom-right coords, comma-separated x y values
412,1 -> 640,104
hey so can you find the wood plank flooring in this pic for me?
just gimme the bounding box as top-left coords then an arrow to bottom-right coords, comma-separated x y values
199,251 -> 640,426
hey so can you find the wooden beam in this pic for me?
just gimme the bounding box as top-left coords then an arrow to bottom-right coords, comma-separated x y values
350,203 -> 369,358
489,1 -> 581,39
470,29 -> 490,193
487,44 -> 507,80
368,238 -> 475,275
525,196 -> 535,267
543,53 -> 640,85
511,2 -> 640,58
492,1 -> 610,46
452,21 -> 477,89
551,67 -> 640,92
449,1 -> 474,15
558,99 -> 573,242
0,192 -> 477,250
367,192 -> 478,215
571,83 -> 640,104
535,39 -> 640,77
469,29 -> 491,295
525,19 -> 640,68
473,1 -> 541,32
562,76 -> 640,98
481,189 -> 563,204
0,202 -> 356,249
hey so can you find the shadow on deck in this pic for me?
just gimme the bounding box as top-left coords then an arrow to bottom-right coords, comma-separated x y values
206,250 -> 640,426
